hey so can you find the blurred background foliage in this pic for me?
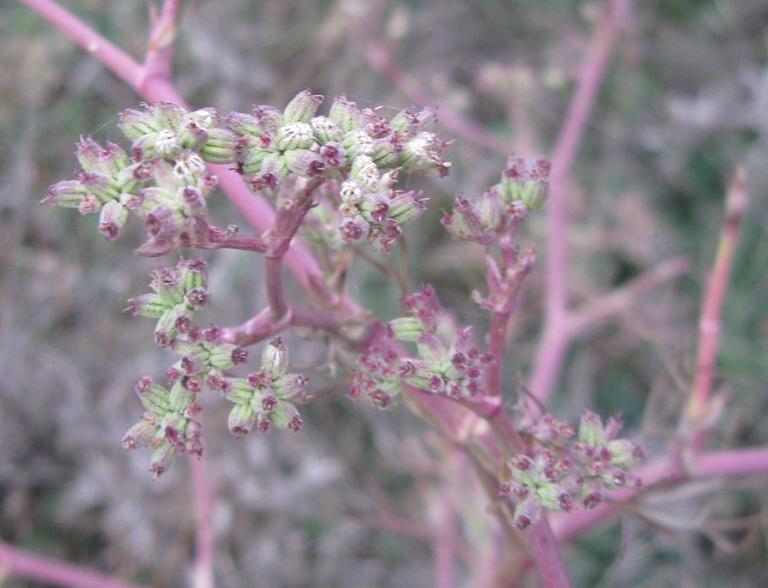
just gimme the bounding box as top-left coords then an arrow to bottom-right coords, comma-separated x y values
1,0 -> 768,586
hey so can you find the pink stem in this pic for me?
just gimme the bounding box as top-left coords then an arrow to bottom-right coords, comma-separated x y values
526,513 -> 573,588
686,167 -> 747,434
553,444 -> 768,543
0,540 -> 145,588
528,0 -> 630,409
190,455 -> 214,588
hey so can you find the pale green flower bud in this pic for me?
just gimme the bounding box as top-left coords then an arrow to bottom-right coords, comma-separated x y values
167,380 -> 195,412
227,112 -> 262,137
208,343 -> 248,370
43,180 -> 86,208
98,200 -> 129,241
76,138 -> 129,175
389,317 -> 423,341
349,155 -> 379,190
228,402 -> 257,435
509,454 -> 539,488
126,292 -> 170,318
513,494 -> 542,530
262,336 -> 288,377
154,129 -> 183,159
388,191 -> 427,224
578,410 -> 606,448
372,136 -> 403,168
173,151 -> 207,183
122,413 -> 159,449
178,122 -> 209,152
136,381 -> 170,415
273,373 -> 308,399
223,378 -> 255,404
80,172 -> 120,204
606,439 -> 643,469
282,90 -> 323,124
329,96 -> 363,133
178,258 -> 208,293
200,128 -> 238,164
283,149 -> 325,177
500,156 -> 550,210
189,107 -> 217,130
276,122 -> 315,151
240,144 -> 270,175
400,132 -> 451,177
119,106 -> 159,141
416,333 -> 447,365
343,130 -> 374,159
154,102 -> 187,131
536,483 -> 573,512
310,116 -> 344,143
149,442 -> 178,477
269,401 -> 304,431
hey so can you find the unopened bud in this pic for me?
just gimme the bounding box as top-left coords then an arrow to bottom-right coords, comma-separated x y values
513,494 -> 542,530
228,402 -> 256,436
311,116 -> 344,143
282,90 -> 323,124
200,128 -> 238,164
149,442 -> 178,477
98,200 -> 129,241
119,107 -> 159,141
329,96 -> 363,133
43,180 -> 86,208
154,102 -> 187,131
389,317 -> 423,341
262,336 -> 288,377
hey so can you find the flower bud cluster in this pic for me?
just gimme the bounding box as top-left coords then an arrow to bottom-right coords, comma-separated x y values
121,376 -> 204,477
119,102 -> 238,165
45,103 -> 230,255
122,259 -> 272,476
229,92 -> 450,190
228,92 -> 448,253
209,336 -> 308,434
46,93 -> 452,256
125,258 -> 212,348
500,411 -> 644,530
350,285 -> 493,407
442,155 -> 550,244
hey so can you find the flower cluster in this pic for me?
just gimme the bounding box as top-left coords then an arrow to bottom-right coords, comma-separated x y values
125,258 -> 211,347
209,336 -> 308,435
44,103 -> 237,256
121,376 -> 203,477
44,92 -> 451,256
122,259 -> 259,475
500,411 -> 644,530
227,91 -> 449,252
349,285 -> 494,407
442,155 -> 550,245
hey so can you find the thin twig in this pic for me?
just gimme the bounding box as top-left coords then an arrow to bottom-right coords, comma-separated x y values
0,540 -> 145,588
528,0 -> 631,409
190,455 -> 214,588
685,166 -> 748,437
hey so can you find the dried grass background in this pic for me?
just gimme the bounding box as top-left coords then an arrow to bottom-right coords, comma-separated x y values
2,0 -> 768,587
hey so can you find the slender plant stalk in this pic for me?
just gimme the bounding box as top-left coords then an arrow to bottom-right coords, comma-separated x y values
0,540 -> 145,588
528,0 -> 630,409
685,167 -> 748,440
190,455 -> 214,588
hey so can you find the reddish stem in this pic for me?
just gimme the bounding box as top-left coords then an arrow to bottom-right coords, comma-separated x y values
190,455 -> 214,588
686,167 -> 747,442
528,0 -> 630,409
527,513 -> 574,588
0,540 -> 145,588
